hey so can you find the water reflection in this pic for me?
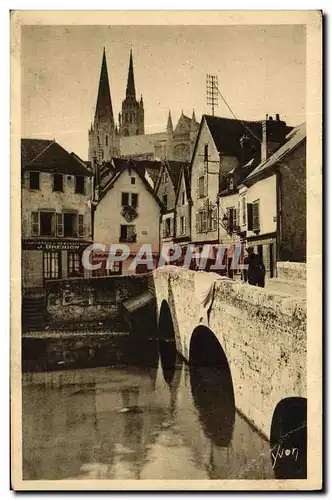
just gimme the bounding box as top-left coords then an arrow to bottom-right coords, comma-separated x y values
22,345 -> 275,480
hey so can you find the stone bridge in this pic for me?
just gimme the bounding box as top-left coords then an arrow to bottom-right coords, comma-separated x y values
152,266 -> 307,444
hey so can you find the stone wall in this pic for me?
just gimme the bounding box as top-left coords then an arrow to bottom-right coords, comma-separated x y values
45,274 -> 152,326
277,261 -> 307,281
153,266 -> 306,438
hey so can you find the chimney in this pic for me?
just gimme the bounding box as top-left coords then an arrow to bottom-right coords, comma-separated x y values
261,114 -> 287,162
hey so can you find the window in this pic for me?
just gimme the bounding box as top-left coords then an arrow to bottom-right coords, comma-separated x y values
120,224 -> 136,242
31,212 -> 39,236
43,251 -> 61,280
29,172 -> 40,190
68,252 -> 83,277
229,177 -> 234,191
180,216 -> 186,235
63,213 -> 76,237
163,218 -> 172,238
56,213 -> 63,236
78,214 -> 84,237
252,200 -> 260,231
162,194 -> 168,207
53,173 -> 63,192
131,193 -> 138,208
242,197 -> 247,225
75,176 -> 85,194
196,211 -> 207,233
122,192 -> 129,206
121,192 -> 138,207
181,192 -> 185,205
105,135 -> 108,146
131,177 -> 136,185
40,211 -> 55,236
198,175 -> 207,198
226,207 -> 237,234
204,144 -> 209,163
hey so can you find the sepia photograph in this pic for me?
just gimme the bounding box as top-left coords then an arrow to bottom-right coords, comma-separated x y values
10,10 -> 322,490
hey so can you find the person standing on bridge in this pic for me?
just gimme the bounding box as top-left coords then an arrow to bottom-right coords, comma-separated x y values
242,247 -> 266,288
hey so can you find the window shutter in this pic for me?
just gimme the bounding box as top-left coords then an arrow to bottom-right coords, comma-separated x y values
237,202 -> 240,228
196,178 -> 199,199
56,213 -> 64,237
31,212 -> 39,236
170,218 -> 174,237
204,175 -> 208,197
247,203 -> 253,230
212,207 -> 217,230
183,216 -> 186,235
253,202 -> 260,231
78,214 -> 84,237
162,220 -> 166,238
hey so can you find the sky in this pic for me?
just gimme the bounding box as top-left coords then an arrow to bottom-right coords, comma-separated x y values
21,24 -> 306,160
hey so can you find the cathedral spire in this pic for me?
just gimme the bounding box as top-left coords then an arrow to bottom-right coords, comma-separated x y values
126,49 -> 136,99
167,110 -> 173,132
94,47 -> 114,127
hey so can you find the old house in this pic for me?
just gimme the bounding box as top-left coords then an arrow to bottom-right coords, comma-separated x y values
154,159 -> 188,246
173,164 -> 192,250
92,158 -> 163,275
21,138 -> 93,296
243,122 -> 306,274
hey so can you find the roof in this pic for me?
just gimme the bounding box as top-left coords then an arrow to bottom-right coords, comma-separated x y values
99,157 -> 164,208
245,122 -> 306,182
120,132 -> 166,158
166,160 -> 189,189
94,48 -> 114,127
204,115 -> 263,159
21,139 -> 92,176
175,164 -> 192,204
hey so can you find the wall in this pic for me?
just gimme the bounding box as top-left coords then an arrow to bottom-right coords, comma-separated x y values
156,164 -> 176,212
246,175 -> 277,237
94,167 -> 161,255
277,262 -> 306,281
153,266 -> 306,438
22,250 -> 44,289
22,171 -> 92,240
279,141 -> 306,262
191,120 -> 220,243
45,273 -> 152,325
174,173 -> 191,239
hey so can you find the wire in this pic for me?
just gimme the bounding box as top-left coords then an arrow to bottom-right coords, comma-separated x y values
212,82 -> 262,144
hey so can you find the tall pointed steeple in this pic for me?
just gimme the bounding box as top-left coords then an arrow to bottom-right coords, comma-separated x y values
94,48 -> 114,127
167,110 -> 173,132
126,49 -> 136,99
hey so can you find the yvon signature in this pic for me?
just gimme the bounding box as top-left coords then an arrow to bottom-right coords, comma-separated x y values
271,444 -> 299,469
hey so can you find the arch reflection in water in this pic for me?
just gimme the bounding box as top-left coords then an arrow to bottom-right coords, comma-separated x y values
189,326 -> 235,447
158,300 -> 178,385
270,397 -> 307,479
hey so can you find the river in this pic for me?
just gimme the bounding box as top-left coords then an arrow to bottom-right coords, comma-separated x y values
22,340 -> 276,481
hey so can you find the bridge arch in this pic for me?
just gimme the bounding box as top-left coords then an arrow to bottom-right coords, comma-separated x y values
270,396 -> 307,479
189,325 -> 236,447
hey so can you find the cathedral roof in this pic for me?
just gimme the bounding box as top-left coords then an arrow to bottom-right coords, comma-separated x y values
21,139 -> 92,176
94,48 -> 114,128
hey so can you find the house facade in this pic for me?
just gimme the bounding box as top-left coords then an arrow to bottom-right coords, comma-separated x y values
155,160 -> 188,248
92,158 -> 163,275
21,139 -> 93,295
243,122 -> 306,274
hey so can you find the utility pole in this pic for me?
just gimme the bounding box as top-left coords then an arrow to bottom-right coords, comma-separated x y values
206,74 -> 218,116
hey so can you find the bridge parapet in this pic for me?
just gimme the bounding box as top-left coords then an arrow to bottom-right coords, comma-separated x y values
153,266 -> 306,439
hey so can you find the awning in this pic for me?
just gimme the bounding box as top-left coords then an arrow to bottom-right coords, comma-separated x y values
122,291 -> 155,313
